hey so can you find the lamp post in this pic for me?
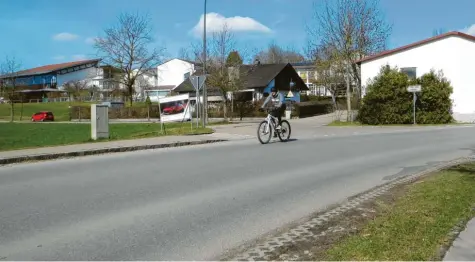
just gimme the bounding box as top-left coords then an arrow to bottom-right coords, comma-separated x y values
202,0 -> 208,127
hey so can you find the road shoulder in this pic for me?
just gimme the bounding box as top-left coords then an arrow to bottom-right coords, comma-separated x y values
0,135 -> 227,165
220,157 -> 475,261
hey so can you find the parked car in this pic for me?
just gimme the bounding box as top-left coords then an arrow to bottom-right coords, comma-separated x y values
31,111 -> 55,122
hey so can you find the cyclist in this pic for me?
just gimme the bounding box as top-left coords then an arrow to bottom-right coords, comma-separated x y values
260,87 -> 286,130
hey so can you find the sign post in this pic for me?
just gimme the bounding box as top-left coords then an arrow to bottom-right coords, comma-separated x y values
190,75 -> 206,128
407,85 -> 422,125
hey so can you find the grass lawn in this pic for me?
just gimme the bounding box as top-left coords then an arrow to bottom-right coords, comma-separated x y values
0,122 -> 213,151
0,102 -> 91,122
327,120 -> 463,127
325,162 -> 475,261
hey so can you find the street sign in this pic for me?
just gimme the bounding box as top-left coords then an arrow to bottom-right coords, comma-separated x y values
190,75 -> 206,91
407,85 -> 421,92
407,85 -> 421,125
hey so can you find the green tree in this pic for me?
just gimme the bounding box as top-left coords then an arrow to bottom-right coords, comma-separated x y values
226,50 -> 243,67
358,66 -> 453,125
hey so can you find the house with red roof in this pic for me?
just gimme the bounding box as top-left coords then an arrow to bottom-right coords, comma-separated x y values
0,59 -> 124,102
356,31 -> 475,122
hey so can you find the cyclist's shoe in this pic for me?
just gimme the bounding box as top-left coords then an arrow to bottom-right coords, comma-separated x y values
276,125 -> 282,130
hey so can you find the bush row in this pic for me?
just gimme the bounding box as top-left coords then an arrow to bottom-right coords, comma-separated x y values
70,98 -> 345,120
71,105 -> 161,120
358,66 -> 453,125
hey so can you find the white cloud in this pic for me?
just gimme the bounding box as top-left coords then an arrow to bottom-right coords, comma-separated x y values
53,32 -> 79,41
462,24 -> 475,35
85,37 -> 96,44
191,12 -> 272,37
72,54 -> 87,60
52,55 -> 65,60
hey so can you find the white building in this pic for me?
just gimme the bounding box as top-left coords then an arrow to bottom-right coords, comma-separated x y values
357,31 -> 475,122
132,68 -> 158,100
157,58 -> 202,87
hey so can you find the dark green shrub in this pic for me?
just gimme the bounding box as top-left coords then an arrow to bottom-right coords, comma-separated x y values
358,66 -> 453,125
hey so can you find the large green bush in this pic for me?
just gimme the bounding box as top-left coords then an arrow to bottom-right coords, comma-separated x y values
358,66 -> 453,125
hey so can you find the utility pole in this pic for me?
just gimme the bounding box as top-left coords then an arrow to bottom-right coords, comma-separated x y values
202,0 -> 208,128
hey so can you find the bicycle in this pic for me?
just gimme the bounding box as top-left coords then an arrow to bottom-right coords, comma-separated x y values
257,108 -> 291,144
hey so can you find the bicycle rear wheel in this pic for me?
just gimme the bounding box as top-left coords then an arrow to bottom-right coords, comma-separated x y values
277,120 -> 291,142
257,120 -> 272,144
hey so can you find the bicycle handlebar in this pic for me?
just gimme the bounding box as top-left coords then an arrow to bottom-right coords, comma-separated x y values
260,106 -> 279,112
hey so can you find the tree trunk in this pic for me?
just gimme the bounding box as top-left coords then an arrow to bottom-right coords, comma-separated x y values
330,88 -> 339,121
223,100 -> 227,121
10,102 -> 14,122
20,98 -> 24,121
230,94 -> 234,121
346,74 -> 352,122
147,105 -> 150,121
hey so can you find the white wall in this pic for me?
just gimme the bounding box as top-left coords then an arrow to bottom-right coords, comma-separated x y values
360,36 -> 475,122
157,59 -> 196,87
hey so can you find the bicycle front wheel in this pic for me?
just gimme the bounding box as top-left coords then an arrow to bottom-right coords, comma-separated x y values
277,120 -> 291,142
257,120 -> 272,144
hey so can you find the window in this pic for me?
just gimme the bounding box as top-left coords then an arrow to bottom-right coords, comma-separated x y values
308,83 -> 317,96
184,72 -> 191,80
400,67 -> 417,80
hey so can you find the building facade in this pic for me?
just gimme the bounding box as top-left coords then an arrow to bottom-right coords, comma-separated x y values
291,61 -> 333,97
357,31 -> 475,122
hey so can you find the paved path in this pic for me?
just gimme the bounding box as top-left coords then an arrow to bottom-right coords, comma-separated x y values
444,218 -> 475,261
0,135 -> 224,161
0,124 -> 475,260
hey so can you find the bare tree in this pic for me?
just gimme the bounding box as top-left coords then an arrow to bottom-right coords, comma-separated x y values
63,79 -> 89,102
63,68 -> 99,101
0,56 -> 22,122
133,68 -> 157,101
177,47 -> 192,61
311,44 -> 346,121
307,0 -> 392,121
189,23 -> 247,120
253,42 -> 306,64
94,12 -> 165,106
207,23 -> 237,120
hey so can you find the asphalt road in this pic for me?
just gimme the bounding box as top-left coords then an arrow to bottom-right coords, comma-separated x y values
1,125 -> 475,260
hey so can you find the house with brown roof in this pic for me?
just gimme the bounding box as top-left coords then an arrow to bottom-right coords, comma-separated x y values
173,62 -> 309,104
0,59 -> 125,102
356,31 -> 475,122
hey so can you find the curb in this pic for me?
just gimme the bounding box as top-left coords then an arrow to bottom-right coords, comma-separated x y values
0,139 -> 227,166
220,156 -> 475,261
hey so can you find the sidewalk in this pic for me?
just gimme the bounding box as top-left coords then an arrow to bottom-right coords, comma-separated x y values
443,217 -> 475,260
0,134 -> 227,165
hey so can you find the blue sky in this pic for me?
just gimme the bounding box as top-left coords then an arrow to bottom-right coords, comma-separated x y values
1,0 -> 474,69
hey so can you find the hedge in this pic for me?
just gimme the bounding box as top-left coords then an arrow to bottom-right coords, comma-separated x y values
70,99 -> 341,120
358,66 -> 453,125
71,105 -> 161,120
